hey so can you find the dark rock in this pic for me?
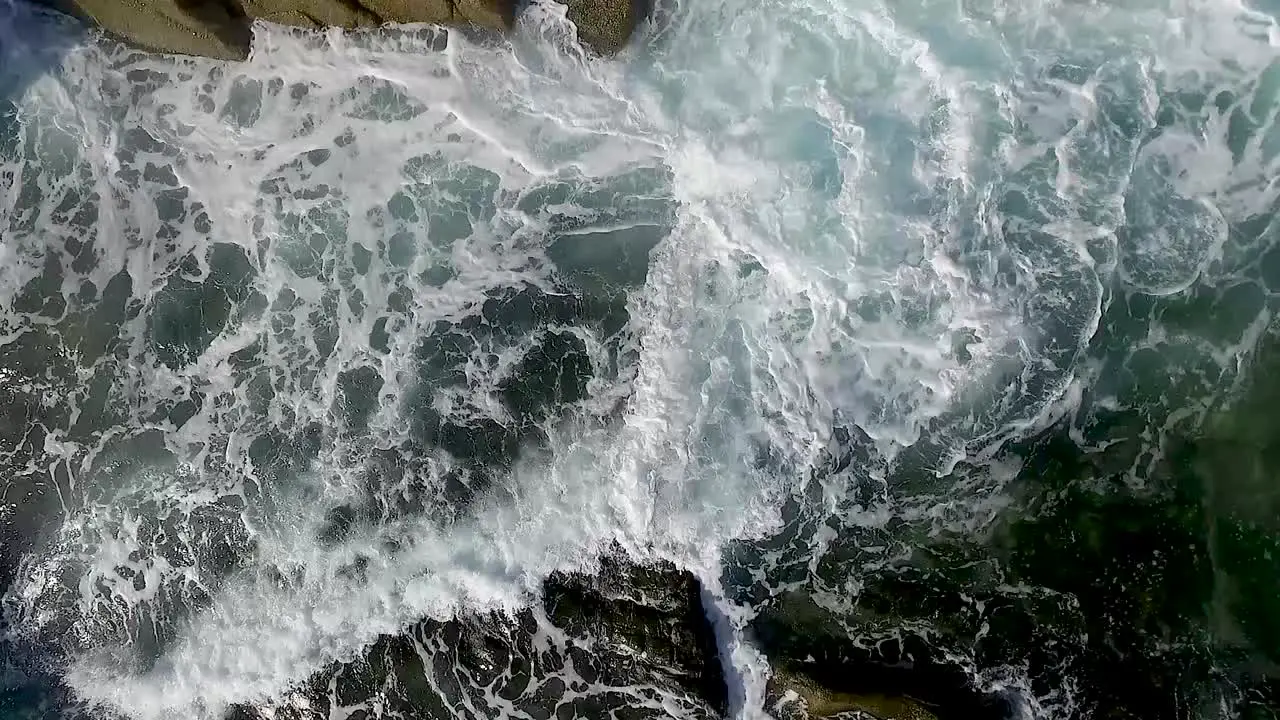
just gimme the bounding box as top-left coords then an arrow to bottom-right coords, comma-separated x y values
543,554 -> 729,714
229,553 -> 727,720
751,592 -> 1013,720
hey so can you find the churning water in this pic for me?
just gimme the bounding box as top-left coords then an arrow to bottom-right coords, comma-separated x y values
2,0 -> 1280,717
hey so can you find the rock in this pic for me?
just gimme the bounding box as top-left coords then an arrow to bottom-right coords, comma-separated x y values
770,669 -> 939,720
751,592 -> 1013,720
542,554 -> 729,714
560,0 -> 650,54
44,0 -> 253,60
37,0 -> 643,58
239,0 -> 383,28
230,553 -> 727,720
239,0 -> 513,31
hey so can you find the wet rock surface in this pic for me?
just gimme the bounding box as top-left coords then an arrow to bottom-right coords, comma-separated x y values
542,554 -> 729,714
752,593 -> 1013,720
229,554 -> 727,720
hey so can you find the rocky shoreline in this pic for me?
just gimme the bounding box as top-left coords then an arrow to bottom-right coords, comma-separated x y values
32,0 -> 648,59
223,552 -> 1011,720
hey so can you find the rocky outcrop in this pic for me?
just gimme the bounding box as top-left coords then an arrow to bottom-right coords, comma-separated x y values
751,592 -> 1014,720
239,0 -> 513,33
229,554 -> 727,720
770,669 -> 939,720
37,0 -> 644,60
40,0 -> 253,60
542,554 -> 729,713
559,0 -> 650,54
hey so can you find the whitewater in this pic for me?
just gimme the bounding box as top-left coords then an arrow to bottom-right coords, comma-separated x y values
2,0 -> 1279,717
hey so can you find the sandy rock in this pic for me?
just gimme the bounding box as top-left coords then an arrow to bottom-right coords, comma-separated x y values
50,0 -> 252,60
43,0 -> 518,59
239,0 -> 382,28
240,0 -> 512,30
40,0 -> 643,58
771,668 -> 940,720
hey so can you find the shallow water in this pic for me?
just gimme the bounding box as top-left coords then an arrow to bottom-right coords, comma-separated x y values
1,0 -> 1279,717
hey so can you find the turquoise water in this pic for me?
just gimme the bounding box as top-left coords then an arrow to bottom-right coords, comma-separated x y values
1,0 -> 1280,717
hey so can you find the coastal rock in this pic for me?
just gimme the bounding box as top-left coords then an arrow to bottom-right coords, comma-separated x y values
542,554 -> 729,713
751,592 -> 1013,720
229,554 -> 727,720
41,0 -> 253,60
38,0 -> 642,59
770,669 -> 939,720
239,0 -> 512,31
559,0 -> 649,54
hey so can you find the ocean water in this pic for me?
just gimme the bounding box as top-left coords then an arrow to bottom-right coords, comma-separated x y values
1,0 -> 1279,717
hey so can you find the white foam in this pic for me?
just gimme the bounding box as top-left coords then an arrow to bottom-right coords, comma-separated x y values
3,0 -> 1280,716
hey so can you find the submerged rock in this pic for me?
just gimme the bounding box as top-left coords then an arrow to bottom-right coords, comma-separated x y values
36,0 -> 646,59
751,592 -> 1014,720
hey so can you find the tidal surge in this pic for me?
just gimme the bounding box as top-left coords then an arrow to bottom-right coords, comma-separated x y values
3,0 -> 1280,718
